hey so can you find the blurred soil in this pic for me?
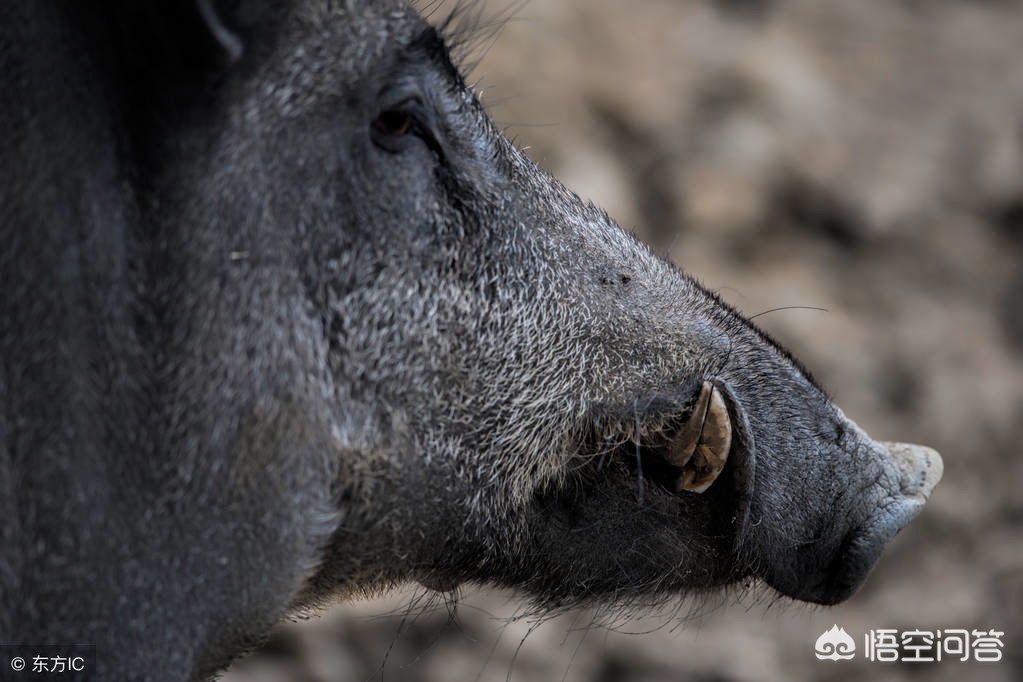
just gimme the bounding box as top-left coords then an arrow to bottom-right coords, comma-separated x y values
223,1 -> 1023,680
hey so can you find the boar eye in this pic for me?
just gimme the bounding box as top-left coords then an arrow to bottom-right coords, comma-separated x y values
373,110 -> 412,137
371,96 -> 427,151
370,96 -> 445,160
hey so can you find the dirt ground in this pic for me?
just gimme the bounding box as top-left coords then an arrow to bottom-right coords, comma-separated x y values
222,1 -> 1023,680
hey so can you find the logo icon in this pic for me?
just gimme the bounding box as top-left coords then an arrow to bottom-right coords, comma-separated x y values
816,625 -> 857,660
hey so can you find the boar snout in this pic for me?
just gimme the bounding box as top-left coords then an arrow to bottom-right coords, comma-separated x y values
816,438 -> 943,604
755,417 -> 944,605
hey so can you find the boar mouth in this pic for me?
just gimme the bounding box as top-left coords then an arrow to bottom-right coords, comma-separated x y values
777,440 -> 944,605
593,379 -> 741,499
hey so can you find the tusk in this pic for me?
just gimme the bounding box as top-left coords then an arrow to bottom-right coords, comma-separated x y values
666,381 -> 713,468
681,384 -> 732,493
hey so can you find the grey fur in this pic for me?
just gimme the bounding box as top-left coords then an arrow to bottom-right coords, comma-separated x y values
0,1 -> 941,680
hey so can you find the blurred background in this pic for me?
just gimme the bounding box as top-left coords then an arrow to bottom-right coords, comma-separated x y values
224,1 -> 1023,680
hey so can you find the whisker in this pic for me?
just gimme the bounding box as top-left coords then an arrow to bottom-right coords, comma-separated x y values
747,305 -> 828,321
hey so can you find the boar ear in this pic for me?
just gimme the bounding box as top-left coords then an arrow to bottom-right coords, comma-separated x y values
192,0 -> 283,66
196,0 -> 244,63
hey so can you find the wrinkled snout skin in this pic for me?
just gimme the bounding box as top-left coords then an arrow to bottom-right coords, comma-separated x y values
0,0 -> 942,679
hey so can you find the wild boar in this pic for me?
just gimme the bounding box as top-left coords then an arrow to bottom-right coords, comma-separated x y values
0,1 -> 942,679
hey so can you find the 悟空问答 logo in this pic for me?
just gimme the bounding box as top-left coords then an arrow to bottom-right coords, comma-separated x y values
816,625 -> 856,660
